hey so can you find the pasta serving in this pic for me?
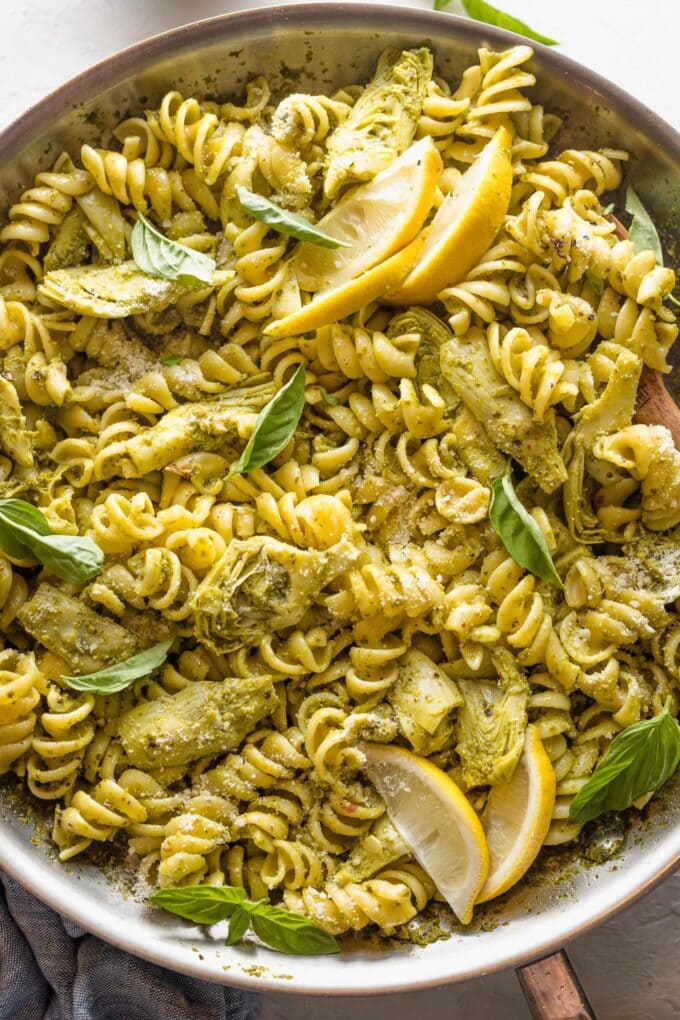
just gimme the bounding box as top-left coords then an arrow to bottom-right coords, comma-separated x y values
0,42 -> 679,946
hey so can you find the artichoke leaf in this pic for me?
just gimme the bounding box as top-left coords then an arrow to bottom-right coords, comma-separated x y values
455,648 -> 529,788
440,328 -> 567,493
192,535 -> 360,651
324,47 -> 432,200
38,260 -> 203,319
388,648 -> 462,753
0,376 -> 33,467
387,306 -> 459,407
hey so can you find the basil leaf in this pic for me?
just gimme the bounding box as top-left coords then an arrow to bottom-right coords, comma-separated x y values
62,639 -> 173,694
229,366 -> 306,477
236,187 -> 351,249
131,212 -> 216,284
319,388 -> 340,407
0,498 -> 103,583
585,270 -> 604,296
150,885 -> 339,955
249,902 -> 339,955
27,534 -> 105,585
489,467 -> 564,589
0,498 -> 51,560
149,886 -> 248,926
568,701 -> 680,824
435,0 -> 558,45
225,907 -> 251,947
160,354 -> 186,366
625,186 -> 664,265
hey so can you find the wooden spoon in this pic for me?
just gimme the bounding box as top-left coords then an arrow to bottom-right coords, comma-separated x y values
607,213 -> 680,449
634,367 -> 680,448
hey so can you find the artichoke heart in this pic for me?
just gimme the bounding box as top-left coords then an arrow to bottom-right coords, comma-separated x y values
334,816 -> 409,885
388,648 -> 462,754
191,535 -> 360,651
324,47 -> 432,200
387,306 -> 458,407
17,583 -> 139,674
38,260 -> 203,318
94,379 -> 276,479
118,675 -> 278,769
441,328 -> 567,494
455,649 -> 529,788
620,525 -> 680,602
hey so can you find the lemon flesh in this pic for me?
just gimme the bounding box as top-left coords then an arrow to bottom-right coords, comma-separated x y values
294,137 -> 442,293
363,743 -> 489,925
264,236 -> 423,338
387,126 -> 513,305
477,725 -> 556,904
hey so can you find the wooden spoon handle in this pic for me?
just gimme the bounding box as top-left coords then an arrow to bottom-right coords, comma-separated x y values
635,367 -> 680,448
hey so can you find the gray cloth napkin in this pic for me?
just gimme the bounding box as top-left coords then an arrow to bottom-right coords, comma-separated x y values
0,871 -> 260,1020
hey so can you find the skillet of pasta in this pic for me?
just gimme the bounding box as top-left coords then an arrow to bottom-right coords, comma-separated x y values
0,42 -> 679,948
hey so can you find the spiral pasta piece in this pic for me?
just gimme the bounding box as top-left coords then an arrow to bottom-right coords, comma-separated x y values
0,650 -> 44,774
593,424 -> 680,531
158,793 -> 238,886
0,156 -> 93,250
284,862 -> 436,935
53,775 -> 148,860
27,687 -> 96,800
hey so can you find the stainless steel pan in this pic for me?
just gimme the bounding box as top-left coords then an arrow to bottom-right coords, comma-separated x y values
0,4 -> 678,1007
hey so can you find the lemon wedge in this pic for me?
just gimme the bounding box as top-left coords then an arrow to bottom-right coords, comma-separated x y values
264,236 -> 423,338
477,725 -> 556,905
363,743 -> 489,925
293,137 -> 442,293
386,126 -> 513,305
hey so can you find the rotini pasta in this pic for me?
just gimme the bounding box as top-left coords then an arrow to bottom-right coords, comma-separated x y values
0,43 -> 678,950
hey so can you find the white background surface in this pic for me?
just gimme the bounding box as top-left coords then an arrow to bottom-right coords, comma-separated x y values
2,1 -> 679,1017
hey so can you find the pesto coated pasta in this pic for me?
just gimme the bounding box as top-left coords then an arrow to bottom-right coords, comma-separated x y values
0,43 -> 679,944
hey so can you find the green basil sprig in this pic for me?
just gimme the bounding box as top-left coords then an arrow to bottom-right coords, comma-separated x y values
625,186 -> 664,265
236,186 -> 351,249
585,269 -> 604,297
61,639 -> 173,695
568,700 -> 680,824
228,365 -> 306,477
159,354 -> 186,366
489,466 -> 563,589
0,499 -> 103,584
150,885 -> 339,956
131,212 -> 216,284
434,0 -> 557,45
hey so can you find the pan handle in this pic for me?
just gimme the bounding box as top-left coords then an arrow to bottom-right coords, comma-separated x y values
516,949 -> 597,1019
